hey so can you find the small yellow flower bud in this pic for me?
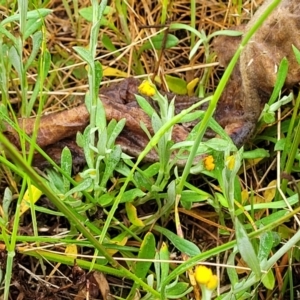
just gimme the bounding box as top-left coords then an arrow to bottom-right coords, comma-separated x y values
206,274 -> 218,290
138,80 -> 156,97
203,155 -> 215,171
194,266 -> 213,285
226,155 -> 235,170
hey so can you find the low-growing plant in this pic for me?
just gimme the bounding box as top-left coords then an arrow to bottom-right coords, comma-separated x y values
1,0 -> 300,299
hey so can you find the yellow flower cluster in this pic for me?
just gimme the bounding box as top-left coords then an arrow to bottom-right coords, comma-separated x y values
203,155 -> 215,171
195,265 -> 218,290
138,80 -> 156,97
194,265 -> 218,300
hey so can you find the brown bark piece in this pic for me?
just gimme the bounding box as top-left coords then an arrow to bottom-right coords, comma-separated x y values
5,105 -> 89,148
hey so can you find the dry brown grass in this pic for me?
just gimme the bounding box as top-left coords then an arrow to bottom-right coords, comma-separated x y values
1,0 -> 267,112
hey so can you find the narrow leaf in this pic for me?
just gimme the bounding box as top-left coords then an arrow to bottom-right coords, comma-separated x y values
107,231 -> 128,256
187,78 -> 199,96
79,6 -> 113,22
9,46 -> 21,78
64,178 -> 93,198
166,282 -> 191,298
242,149 -> 270,159
165,75 -> 187,95
73,46 -> 93,66
94,61 -> 103,94
292,45 -> 300,65
99,146 -> 122,188
0,9 -> 52,26
134,232 -> 156,279
139,33 -> 179,54
125,202 -> 144,227
20,185 -> 43,215
262,269 -> 275,290
209,29 -> 243,39
25,31 -> 42,70
61,147 -> 72,192
258,231 -> 274,261
269,57 -> 289,105
235,218 -> 261,278
103,66 -> 127,77
160,242 -> 170,283
98,192 -> 115,206
24,17 -> 43,40
120,188 -> 146,203
107,119 -> 126,148
154,226 -> 201,256
135,94 -> 156,117
3,188 -> 12,222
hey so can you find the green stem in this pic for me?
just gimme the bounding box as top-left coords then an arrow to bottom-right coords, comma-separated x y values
280,92 -> 300,193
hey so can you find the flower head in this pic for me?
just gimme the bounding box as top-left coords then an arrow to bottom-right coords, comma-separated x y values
206,274 -> 218,290
194,265 -> 213,285
194,266 -> 218,300
138,80 -> 156,97
203,155 -> 215,171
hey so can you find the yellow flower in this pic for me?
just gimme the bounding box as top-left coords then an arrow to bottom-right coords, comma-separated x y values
206,274 -> 218,290
203,155 -> 215,171
138,80 -> 156,97
195,266 -> 218,300
194,265 -> 213,285
226,155 -> 235,170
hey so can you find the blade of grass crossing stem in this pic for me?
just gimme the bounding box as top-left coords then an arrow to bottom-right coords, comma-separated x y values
21,248 -> 162,297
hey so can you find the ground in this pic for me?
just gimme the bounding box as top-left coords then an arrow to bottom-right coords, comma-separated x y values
0,0 -> 299,299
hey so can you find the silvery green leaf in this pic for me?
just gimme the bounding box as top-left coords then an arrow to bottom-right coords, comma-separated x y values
24,17 -> 42,39
135,94 -> 155,117
73,46 -> 93,66
64,177 -> 93,198
61,147 -> 72,191
0,9 -> 52,26
235,218 -> 261,279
